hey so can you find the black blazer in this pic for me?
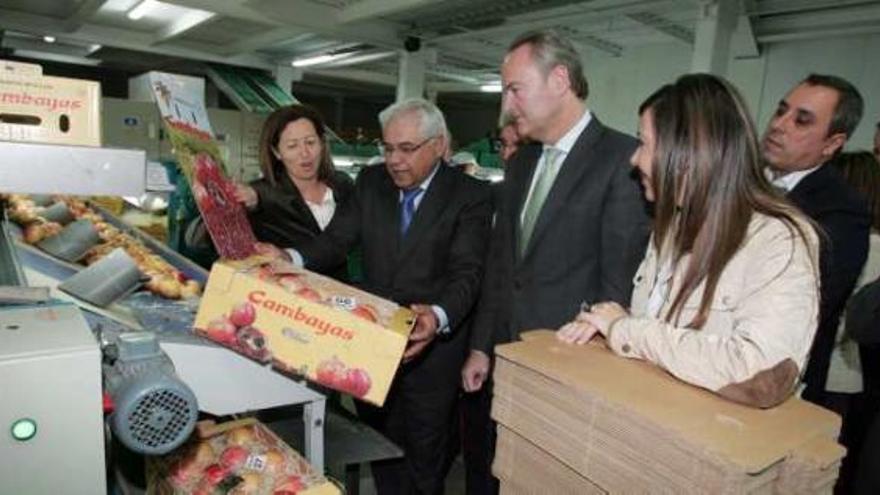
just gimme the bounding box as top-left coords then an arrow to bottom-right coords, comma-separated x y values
248,169 -> 354,280
788,163 -> 871,399
301,161 -> 493,338
471,116 -> 652,353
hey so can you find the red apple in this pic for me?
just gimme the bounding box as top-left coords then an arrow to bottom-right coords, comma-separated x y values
229,302 -> 256,327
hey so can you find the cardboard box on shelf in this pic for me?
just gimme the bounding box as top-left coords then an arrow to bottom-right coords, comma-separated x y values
491,330 -> 844,494
194,257 -> 415,406
0,61 -> 101,146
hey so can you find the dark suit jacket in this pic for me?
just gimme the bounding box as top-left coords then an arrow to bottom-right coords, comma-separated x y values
300,162 -> 493,377
471,116 -> 652,354
788,163 -> 871,400
248,169 -> 354,280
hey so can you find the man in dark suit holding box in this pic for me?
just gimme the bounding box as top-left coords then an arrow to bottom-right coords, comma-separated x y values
298,98 -> 493,495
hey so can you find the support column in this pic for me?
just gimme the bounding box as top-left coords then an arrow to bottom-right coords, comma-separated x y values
690,0 -> 740,76
396,49 -> 427,101
274,65 -> 303,95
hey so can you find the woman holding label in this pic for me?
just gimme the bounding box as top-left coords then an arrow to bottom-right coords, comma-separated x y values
235,104 -> 354,281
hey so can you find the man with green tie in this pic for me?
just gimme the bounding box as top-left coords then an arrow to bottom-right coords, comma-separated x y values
460,29 -> 651,495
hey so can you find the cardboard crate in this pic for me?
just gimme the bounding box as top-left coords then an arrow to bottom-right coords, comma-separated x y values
194,257 -> 414,406
491,331 -> 843,494
493,426 -> 605,495
0,60 -> 101,146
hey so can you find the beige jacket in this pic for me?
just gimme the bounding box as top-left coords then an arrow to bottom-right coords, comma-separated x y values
608,213 -> 820,408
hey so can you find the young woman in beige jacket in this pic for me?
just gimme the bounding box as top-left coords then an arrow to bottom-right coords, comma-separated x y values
558,74 -> 820,408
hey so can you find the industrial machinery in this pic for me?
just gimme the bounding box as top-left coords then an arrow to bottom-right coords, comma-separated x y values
102,331 -> 199,455
1,141 -> 326,494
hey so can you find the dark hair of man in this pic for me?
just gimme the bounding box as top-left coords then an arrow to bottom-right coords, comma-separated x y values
834,151 -> 880,231
640,73 -> 816,329
508,29 -> 589,99
258,104 -> 336,187
802,73 -> 864,139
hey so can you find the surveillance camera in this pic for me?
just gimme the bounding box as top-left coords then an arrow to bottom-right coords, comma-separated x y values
404,36 -> 421,53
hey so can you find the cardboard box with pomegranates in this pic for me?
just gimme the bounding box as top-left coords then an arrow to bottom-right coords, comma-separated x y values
194,256 -> 415,406
147,418 -> 340,494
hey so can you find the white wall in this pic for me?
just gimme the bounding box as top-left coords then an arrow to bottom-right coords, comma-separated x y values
576,34 -> 880,151
747,34 -> 880,151
582,42 -> 692,135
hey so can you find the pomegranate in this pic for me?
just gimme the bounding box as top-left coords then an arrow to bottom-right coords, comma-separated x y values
226,426 -> 256,447
202,463 -> 229,485
219,445 -> 250,471
274,474 -> 305,493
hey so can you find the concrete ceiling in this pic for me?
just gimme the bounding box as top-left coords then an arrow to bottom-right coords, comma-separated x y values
1,0 -> 879,94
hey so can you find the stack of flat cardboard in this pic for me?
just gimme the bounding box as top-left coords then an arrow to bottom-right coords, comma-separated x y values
491,331 -> 844,494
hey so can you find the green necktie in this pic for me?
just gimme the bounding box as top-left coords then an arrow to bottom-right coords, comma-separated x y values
519,147 -> 563,256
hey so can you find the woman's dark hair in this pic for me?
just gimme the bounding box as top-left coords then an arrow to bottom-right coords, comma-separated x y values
258,104 -> 335,186
640,73 -> 816,329
834,151 -> 880,231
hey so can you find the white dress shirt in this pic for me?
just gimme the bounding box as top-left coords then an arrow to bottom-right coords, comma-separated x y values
520,109 -> 592,225
305,186 -> 336,231
764,164 -> 823,192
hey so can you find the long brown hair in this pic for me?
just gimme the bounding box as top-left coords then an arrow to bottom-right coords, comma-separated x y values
641,74 -> 814,329
833,151 -> 880,231
258,104 -> 336,187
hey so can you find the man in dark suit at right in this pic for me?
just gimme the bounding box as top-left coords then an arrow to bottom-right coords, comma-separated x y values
760,74 -> 871,408
460,30 -> 651,495
761,74 -> 871,494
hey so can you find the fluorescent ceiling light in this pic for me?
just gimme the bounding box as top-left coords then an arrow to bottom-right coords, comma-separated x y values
128,0 -> 160,20
480,83 -> 502,93
292,53 -> 348,67
43,36 -> 56,43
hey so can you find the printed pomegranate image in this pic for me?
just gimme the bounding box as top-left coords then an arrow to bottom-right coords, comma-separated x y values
294,286 -> 322,303
342,368 -> 372,397
314,357 -> 372,397
277,273 -> 306,292
229,302 -> 256,327
315,356 -> 347,389
350,303 -> 379,323
191,152 -> 257,260
205,317 -> 237,346
236,325 -> 270,362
